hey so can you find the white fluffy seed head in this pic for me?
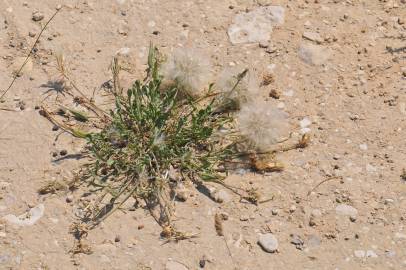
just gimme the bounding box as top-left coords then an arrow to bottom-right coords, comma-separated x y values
237,100 -> 289,151
215,67 -> 259,109
160,48 -> 212,97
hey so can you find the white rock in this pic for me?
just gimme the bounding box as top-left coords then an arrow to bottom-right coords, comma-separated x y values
165,261 -> 189,270
298,43 -> 330,65
300,117 -> 312,128
359,143 -> 368,151
258,233 -> 278,253
3,204 -> 44,226
228,6 -> 285,44
335,204 -> 358,217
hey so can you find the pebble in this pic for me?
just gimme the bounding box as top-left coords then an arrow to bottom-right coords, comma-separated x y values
118,20 -> 129,35
240,215 -> 249,221
394,232 -> 406,241
385,250 -> 396,258
298,43 -> 330,65
66,195 -> 73,203
354,250 -> 365,258
302,31 -> 323,44
258,233 -> 278,253
227,6 -> 285,44
366,250 -> 378,258
208,187 -> 232,203
290,234 -> 304,250
165,261 -> 189,270
114,235 -> 121,242
359,143 -> 368,151
3,204 -> 44,226
32,11 -> 44,22
335,204 -> 358,218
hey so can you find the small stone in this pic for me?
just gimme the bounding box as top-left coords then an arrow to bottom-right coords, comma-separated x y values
366,250 -> 378,258
258,233 -> 278,253
3,204 -> 44,226
165,261 -> 189,270
32,11 -> 44,22
240,215 -> 249,221
290,234 -> 304,250
300,117 -> 312,128
271,209 -> 279,215
385,250 -> 396,258
366,164 -> 377,173
28,31 -> 36,37
174,184 -> 188,202
302,31 -> 323,44
298,43 -> 330,65
59,149 -> 68,156
199,258 -> 205,268
289,205 -> 296,213
66,195 -> 73,203
211,189 -> 232,203
56,4 -> 62,10
359,143 -> 368,150
335,204 -> 358,217
118,20 -> 129,35
354,250 -> 365,258
114,235 -> 121,242
394,232 -> 406,241
384,198 -> 394,204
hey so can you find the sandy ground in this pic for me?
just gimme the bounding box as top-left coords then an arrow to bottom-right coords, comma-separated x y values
0,0 -> 405,269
